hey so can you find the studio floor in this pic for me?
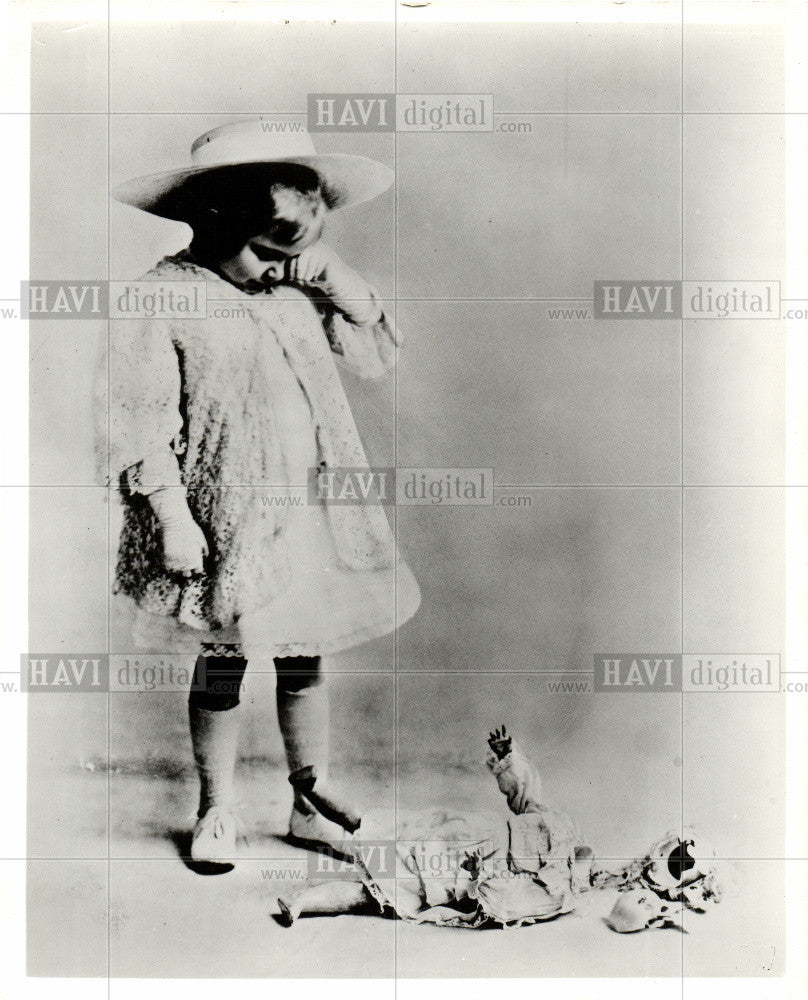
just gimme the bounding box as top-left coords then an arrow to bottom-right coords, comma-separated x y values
26,752 -> 782,979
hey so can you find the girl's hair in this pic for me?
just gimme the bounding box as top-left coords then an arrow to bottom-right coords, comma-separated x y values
166,163 -> 325,260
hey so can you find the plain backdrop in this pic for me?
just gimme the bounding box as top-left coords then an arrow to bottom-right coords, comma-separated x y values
26,18 -> 786,977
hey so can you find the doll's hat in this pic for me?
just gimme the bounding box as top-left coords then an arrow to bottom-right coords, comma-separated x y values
112,118 -> 394,221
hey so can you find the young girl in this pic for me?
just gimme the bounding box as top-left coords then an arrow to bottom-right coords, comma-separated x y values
99,119 -> 420,865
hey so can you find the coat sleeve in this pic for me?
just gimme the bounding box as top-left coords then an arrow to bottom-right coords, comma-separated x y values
319,295 -> 401,380
94,318 -> 184,490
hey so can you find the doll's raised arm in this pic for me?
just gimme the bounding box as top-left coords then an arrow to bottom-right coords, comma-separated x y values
485,726 -> 543,815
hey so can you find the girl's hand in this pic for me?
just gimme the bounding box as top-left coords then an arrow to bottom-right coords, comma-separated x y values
148,488 -> 209,575
288,242 -> 382,326
161,517 -> 208,575
287,241 -> 343,288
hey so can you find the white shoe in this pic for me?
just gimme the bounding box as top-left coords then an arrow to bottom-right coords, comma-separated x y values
288,805 -> 354,857
190,807 -> 237,864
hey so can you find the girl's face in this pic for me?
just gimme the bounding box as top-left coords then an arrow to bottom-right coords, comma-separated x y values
248,182 -> 327,262
187,165 -> 327,272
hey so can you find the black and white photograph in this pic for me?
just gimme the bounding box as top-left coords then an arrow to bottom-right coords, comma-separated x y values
1,1 -> 806,996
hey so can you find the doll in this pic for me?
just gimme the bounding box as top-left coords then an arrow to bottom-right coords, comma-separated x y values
278,726 -> 594,927
278,727 -> 722,932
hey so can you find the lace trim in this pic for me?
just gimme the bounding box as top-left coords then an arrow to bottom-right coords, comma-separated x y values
200,642 -> 245,658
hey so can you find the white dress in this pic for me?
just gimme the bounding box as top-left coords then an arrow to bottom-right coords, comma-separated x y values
114,257 -> 419,661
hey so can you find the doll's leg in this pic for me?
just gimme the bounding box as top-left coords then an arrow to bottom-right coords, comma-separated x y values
277,879 -> 371,925
187,646 -> 248,863
275,656 -> 361,839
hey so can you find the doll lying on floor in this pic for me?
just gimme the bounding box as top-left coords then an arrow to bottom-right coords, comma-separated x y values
278,727 -> 721,930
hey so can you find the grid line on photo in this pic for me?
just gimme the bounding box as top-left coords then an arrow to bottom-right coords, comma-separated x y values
11,482 -> 808,488
12,111 -> 808,116
7,853 -> 805,862
106,6 -> 113,991
680,6 -> 686,989
393,0 -> 400,980
12,666 -> 805,676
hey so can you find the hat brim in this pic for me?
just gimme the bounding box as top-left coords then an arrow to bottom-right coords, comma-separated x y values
112,154 -> 394,221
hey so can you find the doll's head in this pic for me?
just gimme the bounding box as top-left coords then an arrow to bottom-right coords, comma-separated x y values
605,889 -> 680,933
640,833 -> 716,901
184,163 -> 327,263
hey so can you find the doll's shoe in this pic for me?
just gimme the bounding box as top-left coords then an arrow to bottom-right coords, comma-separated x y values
190,807 -> 237,863
288,805 -> 354,858
277,897 -> 295,927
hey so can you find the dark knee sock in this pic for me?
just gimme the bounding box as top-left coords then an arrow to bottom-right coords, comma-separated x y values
189,652 -> 248,712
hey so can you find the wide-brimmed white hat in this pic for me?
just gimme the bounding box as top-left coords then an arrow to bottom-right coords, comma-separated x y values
112,118 -> 394,220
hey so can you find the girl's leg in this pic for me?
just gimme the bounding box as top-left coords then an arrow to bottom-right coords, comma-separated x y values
274,655 -> 328,787
277,880 -> 371,925
187,646 -> 248,863
274,654 -> 328,820
274,655 -> 361,839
